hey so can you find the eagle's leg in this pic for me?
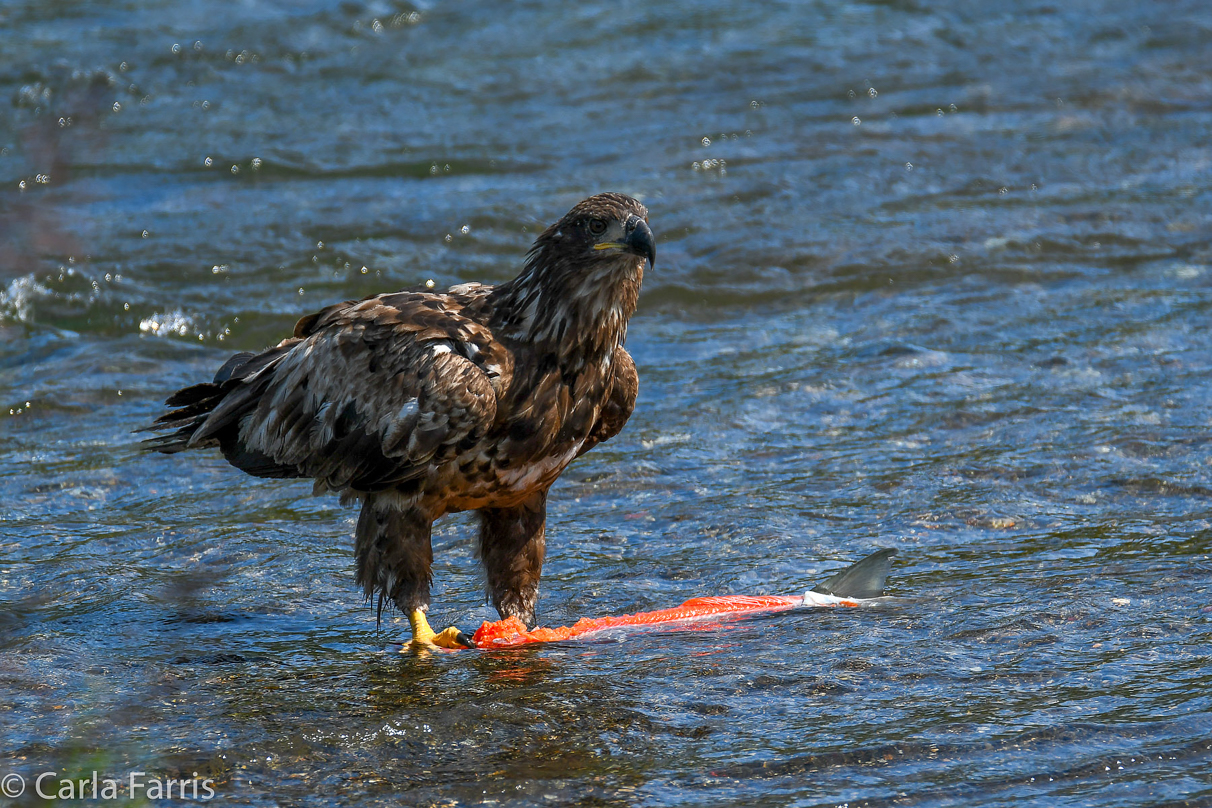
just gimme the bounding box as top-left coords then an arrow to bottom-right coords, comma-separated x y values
354,492 -> 472,649
478,489 -> 547,627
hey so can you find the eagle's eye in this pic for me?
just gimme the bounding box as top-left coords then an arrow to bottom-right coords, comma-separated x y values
586,218 -> 608,236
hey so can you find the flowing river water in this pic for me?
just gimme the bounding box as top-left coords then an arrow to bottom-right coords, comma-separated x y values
1,1 -> 1210,805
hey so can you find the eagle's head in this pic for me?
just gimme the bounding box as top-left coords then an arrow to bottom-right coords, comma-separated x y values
535,192 -> 655,272
494,193 -> 654,358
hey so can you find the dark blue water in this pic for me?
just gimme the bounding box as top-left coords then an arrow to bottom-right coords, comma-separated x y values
2,1 -> 1211,805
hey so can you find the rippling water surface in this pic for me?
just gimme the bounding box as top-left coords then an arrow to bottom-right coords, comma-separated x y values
2,1 -> 1211,805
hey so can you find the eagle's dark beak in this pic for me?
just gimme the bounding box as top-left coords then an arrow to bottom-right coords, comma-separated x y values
624,217 -> 656,268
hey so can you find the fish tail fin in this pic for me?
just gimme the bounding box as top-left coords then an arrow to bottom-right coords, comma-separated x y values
810,548 -> 897,599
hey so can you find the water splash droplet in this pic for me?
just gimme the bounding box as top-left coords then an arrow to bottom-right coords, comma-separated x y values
460,224 -> 470,234
905,162 -> 913,171
701,137 -> 711,147
852,117 -> 861,126
425,279 -> 435,289
868,88 -> 878,98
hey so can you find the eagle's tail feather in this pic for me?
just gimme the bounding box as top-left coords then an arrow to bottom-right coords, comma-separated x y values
139,345 -> 292,454
138,382 -> 226,452
165,381 -> 224,408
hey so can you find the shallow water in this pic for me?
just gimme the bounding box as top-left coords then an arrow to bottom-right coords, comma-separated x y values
2,0 -> 1211,805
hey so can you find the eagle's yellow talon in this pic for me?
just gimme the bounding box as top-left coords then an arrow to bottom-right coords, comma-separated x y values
430,626 -> 473,648
406,609 -> 473,650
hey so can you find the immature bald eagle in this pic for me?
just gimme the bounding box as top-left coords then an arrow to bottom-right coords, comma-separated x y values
144,193 -> 654,648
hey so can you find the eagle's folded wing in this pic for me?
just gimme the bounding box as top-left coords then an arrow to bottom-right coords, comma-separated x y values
577,346 -> 637,457
147,293 -> 500,493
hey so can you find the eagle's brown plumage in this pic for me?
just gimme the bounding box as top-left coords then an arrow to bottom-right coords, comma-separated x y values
144,193 -> 654,634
